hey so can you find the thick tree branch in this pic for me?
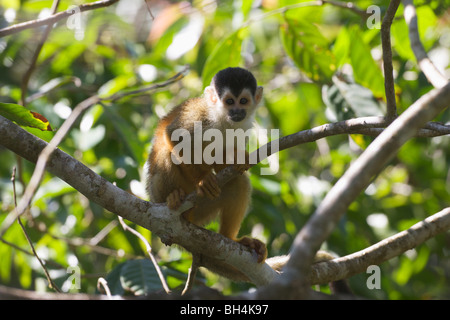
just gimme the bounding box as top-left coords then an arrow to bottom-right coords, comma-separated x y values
0,95 -> 101,239
256,82 -> 450,299
0,114 -> 278,286
403,0 -> 448,88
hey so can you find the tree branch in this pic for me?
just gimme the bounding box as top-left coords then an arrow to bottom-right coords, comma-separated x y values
248,116 -> 449,166
403,0 -> 448,88
20,0 -> 60,107
11,167 -> 61,292
381,0 -> 401,120
0,95 -> 101,239
0,67 -> 189,240
0,0 -> 120,38
118,216 -> 171,294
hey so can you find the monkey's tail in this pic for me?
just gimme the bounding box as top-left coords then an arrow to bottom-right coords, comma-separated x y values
265,251 -> 334,270
266,254 -> 290,271
267,252 -> 352,295
202,251 -> 352,294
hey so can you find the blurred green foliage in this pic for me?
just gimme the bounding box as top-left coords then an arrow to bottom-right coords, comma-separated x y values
0,0 -> 449,298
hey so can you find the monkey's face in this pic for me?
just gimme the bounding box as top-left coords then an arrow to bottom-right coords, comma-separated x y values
204,68 -> 263,127
204,86 -> 263,125
221,89 -> 254,122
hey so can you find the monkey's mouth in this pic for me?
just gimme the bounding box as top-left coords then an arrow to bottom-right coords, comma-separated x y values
228,109 -> 246,122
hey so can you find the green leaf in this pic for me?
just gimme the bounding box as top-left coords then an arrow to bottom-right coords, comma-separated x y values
391,6 -> 438,61
202,28 -> 246,88
241,0 -> 253,20
269,83 -> 320,134
105,259 -> 166,296
104,262 -> 126,296
349,134 -> 373,150
347,26 -> 385,98
391,19 -> 415,61
51,42 -> 86,74
280,17 -> 336,82
104,106 -> 145,163
120,259 -> 165,296
27,76 -> 81,102
0,103 -> 52,131
323,75 -> 384,122
98,75 -> 136,98
332,27 -> 351,68
72,125 -> 106,151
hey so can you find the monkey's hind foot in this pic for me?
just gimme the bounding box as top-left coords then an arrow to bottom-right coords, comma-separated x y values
238,237 -> 267,263
166,188 -> 186,210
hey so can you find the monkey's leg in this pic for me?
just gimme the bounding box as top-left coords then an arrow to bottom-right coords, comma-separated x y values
218,174 -> 267,263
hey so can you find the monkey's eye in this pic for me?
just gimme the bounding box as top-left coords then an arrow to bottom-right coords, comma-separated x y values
225,98 -> 234,106
240,98 -> 248,105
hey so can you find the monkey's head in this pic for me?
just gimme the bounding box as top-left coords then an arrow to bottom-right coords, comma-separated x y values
204,67 -> 263,126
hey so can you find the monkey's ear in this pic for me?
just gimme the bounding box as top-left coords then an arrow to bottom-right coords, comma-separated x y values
255,86 -> 263,105
204,86 -> 218,105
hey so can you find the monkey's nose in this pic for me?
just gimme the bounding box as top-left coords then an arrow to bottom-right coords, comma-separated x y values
229,109 -> 246,122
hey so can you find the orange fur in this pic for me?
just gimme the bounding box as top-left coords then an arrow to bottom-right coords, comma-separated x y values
146,68 -> 266,262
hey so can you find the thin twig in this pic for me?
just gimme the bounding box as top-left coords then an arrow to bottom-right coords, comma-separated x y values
89,220 -> 118,246
97,277 -> 112,299
243,0 -> 368,27
381,0 -> 401,121
144,0 -> 155,20
118,216 -> 171,294
0,0 -> 120,38
182,254 -> 201,295
403,0 -> 448,88
11,167 -> 61,293
102,65 -> 190,102
20,0 -> 60,107
321,0 -> 369,18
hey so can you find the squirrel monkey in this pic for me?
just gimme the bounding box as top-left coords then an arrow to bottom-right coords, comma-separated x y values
146,67 -> 267,262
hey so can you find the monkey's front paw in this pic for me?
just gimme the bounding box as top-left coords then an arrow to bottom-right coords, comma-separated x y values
238,237 -> 267,263
166,188 -> 186,210
233,163 -> 251,175
197,173 -> 221,199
